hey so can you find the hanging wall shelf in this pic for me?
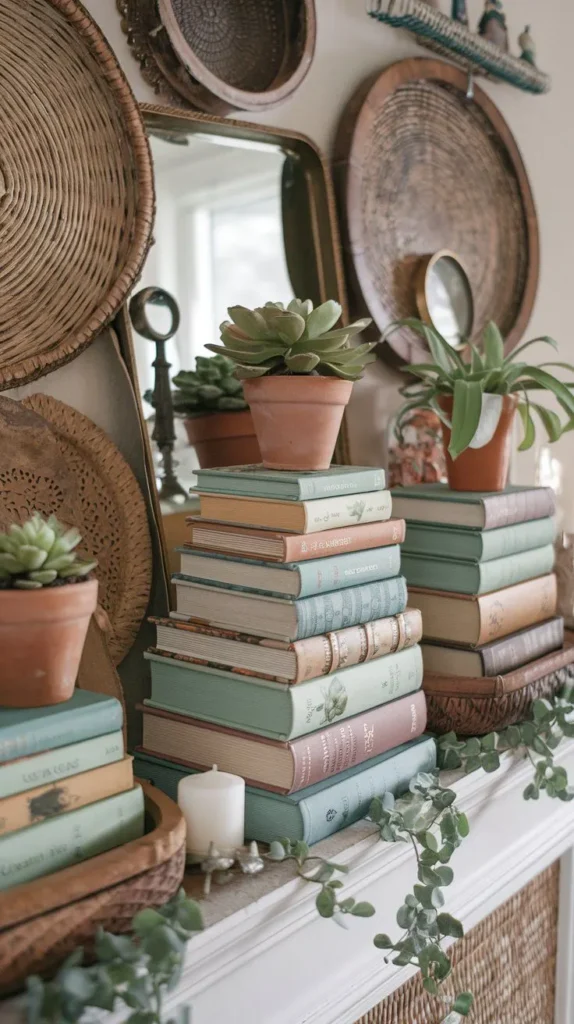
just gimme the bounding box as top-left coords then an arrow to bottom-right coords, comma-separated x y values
368,1 -> 551,95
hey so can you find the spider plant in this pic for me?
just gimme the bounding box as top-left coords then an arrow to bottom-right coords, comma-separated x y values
386,319 -> 574,460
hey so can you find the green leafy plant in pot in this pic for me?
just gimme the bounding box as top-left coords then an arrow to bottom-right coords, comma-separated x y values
388,319 -> 574,492
170,354 -> 261,469
0,514 -> 98,708
207,299 -> 375,470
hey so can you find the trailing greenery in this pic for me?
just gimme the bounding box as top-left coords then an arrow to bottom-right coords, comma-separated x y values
0,514 -> 96,590
267,838 -> 376,921
207,299 -> 375,381
27,889 -> 203,1024
386,317 -> 574,460
438,686 -> 574,801
171,355 -> 249,417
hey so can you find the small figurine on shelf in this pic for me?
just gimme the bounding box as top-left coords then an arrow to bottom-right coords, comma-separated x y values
451,0 -> 469,26
478,0 -> 509,52
519,25 -> 537,66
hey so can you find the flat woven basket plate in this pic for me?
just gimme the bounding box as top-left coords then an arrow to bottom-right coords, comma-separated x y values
0,0 -> 153,388
0,395 -> 152,665
334,58 -> 539,364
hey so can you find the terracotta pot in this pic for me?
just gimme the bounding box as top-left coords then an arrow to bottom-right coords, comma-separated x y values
183,410 -> 261,469
0,579 -> 98,707
243,376 -> 353,470
439,394 -> 518,492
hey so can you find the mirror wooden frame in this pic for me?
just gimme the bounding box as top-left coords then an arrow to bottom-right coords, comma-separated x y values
115,103 -> 351,593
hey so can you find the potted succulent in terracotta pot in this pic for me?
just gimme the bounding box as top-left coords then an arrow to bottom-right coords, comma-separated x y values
171,355 -> 261,469
0,514 -> 98,708
207,300 -> 375,470
390,319 -> 574,492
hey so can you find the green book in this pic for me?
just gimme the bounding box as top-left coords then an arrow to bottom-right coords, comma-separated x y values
392,483 -> 555,530
193,464 -> 385,501
0,786 -> 144,891
0,690 -> 123,765
144,645 -> 423,740
0,731 -> 124,800
134,737 -> 436,845
401,544 -> 555,596
403,517 -> 556,563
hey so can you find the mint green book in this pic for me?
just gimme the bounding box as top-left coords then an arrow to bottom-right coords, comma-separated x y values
144,645 -> 423,740
193,465 -> 385,501
401,544 -> 555,596
404,517 -> 557,563
0,786 -> 144,891
0,731 -> 124,800
176,544 -> 401,598
0,691 -> 123,765
134,737 -> 436,845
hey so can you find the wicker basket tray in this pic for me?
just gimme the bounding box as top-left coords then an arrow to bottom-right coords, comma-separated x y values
0,783 -> 186,994
424,644 -> 574,736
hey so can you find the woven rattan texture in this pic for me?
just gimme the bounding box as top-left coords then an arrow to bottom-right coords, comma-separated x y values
0,0 -> 153,389
356,861 -> 559,1024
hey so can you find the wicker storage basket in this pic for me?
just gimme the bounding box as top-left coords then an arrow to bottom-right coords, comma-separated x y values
0,783 -> 186,994
424,644 -> 574,736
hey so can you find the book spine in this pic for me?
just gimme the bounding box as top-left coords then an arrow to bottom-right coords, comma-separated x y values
0,731 -> 124,800
482,488 -> 556,530
0,786 -> 144,892
0,700 -> 123,765
480,518 -> 557,562
477,574 -> 558,646
283,519 -> 406,563
0,757 -> 134,836
294,576 -> 408,641
297,545 -> 401,597
289,690 -> 427,792
481,618 -> 565,676
292,607 -> 423,683
299,468 -> 386,500
477,545 -> 555,595
303,491 -> 392,534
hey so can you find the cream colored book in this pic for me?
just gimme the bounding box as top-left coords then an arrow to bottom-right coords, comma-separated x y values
195,490 -> 392,534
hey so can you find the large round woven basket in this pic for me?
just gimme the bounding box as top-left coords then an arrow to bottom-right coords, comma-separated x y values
0,784 -> 186,995
0,0 -> 154,388
333,58 -> 539,365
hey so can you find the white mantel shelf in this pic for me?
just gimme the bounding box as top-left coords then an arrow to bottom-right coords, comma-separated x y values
4,741 -> 574,1024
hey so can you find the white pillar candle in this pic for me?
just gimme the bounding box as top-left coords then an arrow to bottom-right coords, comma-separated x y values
177,764 -> 245,857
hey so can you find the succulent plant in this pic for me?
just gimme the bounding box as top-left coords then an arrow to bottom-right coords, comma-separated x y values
206,299 -> 375,381
0,514 -> 97,590
160,355 -> 249,418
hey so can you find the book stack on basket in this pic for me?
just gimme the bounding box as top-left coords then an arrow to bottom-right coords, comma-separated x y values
393,483 -> 574,736
0,691 -> 144,892
134,464 -> 437,846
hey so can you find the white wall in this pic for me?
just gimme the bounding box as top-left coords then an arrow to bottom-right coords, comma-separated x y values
87,0 -> 574,487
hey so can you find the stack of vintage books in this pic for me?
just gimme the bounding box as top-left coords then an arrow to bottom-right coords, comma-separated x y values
393,484 -> 570,714
0,690 -> 144,891
134,464 -> 436,845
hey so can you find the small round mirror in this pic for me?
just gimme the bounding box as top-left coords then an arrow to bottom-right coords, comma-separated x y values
416,251 -> 474,349
129,286 -> 181,343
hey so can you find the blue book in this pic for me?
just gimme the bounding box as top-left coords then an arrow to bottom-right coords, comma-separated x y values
401,544 -> 555,596
172,575 -> 409,642
176,545 -> 401,598
193,465 -> 386,501
0,690 -> 123,765
134,737 -> 437,845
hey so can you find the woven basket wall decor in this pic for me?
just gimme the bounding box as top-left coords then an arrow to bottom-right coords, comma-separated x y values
333,58 -> 539,365
119,0 -> 316,115
0,395 -> 152,665
0,0 -> 153,389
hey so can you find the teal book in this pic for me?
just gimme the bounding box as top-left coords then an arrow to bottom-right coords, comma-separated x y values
402,544 -> 555,596
173,575 -> 409,642
0,731 -> 124,800
392,484 -> 555,531
176,545 -> 401,598
193,464 -> 385,501
134,737 -> 437,845
0,691 -> 123,765
143,645 -> 423,740
0,785 -> 144,891
403,517 -> 557,563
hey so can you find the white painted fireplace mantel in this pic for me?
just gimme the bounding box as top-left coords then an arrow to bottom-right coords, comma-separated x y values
4,740 -> 574,1024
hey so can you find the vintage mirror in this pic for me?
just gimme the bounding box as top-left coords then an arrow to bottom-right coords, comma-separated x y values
117,104 -> 348,586
415,251 -> 474,349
